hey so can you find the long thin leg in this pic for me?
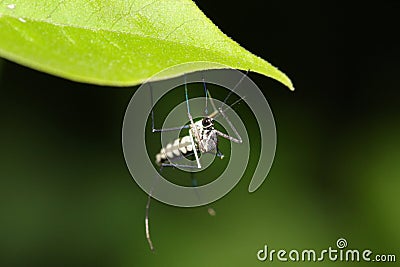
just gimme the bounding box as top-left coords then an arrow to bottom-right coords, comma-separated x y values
161,163 -> 199,168
210,96 -> 246,120
145,163 -> 168,252
206,90 -> 219,118
145,189 -> 154,251
216,149 -> 225,159
206,92 -> 247,120
144,163 -> 168,252
215,108 -> 243,144
145,151 -> 200,252
202,79 -> 243,144
207,70 -> 249,118
202,75 -> 209,116
184,75 -> 202,169
215,130 -> 242,144
152,126 -> 189,133
220,69 -> 249,110
202,77 -> 228,160
161,148 -> 206,169
149,82 -> 190,133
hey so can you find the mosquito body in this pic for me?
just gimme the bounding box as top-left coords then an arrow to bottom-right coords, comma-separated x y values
155,116 -> 234,166
146,72 -> 247,251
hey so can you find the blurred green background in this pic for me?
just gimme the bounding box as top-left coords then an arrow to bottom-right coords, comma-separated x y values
1,1 -> 399,266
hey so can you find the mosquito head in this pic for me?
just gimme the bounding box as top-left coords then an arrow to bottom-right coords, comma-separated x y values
202,117 -> 214,129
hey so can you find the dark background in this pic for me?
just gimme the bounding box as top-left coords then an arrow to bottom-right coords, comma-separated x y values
1,1 -> 399,266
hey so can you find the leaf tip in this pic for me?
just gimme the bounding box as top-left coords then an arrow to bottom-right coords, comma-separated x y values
280,76 -> 295,91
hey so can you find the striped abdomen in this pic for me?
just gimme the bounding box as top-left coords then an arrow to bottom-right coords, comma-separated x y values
155,136 -> 196,165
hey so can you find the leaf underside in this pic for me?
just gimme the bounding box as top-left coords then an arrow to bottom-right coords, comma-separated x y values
0,0 -> 293,89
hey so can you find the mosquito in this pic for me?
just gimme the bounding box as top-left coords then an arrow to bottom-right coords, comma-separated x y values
145,71 -> 248,251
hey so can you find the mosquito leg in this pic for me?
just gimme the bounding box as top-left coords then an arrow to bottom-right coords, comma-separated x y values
215,130 -> 242,144
184,75 -> 202,169
145,188 -> 154,251
210,96 -> 246,120
145,160 -> 201,252
149,82 -> 190,133
202,75 -> 208,116
152,125 -> 189,133
188,120 -> 201,169
202,74 -> 213,117
206,90 -> 219,118
204,70 -> 248,120
220,69 -> 249,110
208,70 -> 249,119
215,107 -> 243,144
216,149 -> 225,159
161,163 -> 199,169
145,163 -> 168,252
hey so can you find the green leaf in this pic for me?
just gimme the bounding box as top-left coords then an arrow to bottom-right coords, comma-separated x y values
0,0 -> 294,90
